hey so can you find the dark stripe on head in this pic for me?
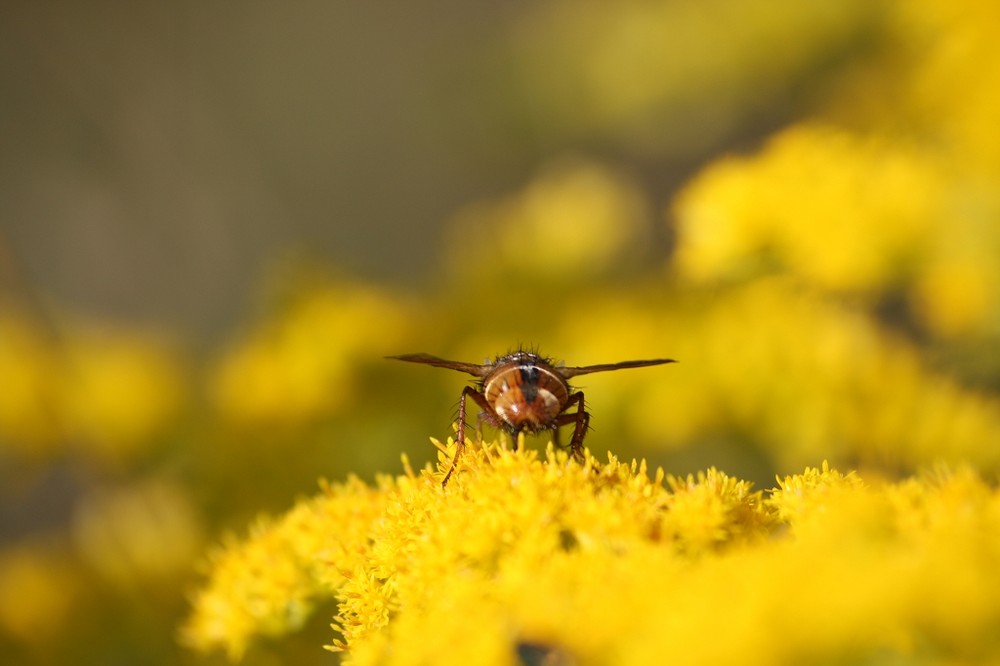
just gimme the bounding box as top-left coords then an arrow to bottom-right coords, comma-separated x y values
519,365 -> 539,403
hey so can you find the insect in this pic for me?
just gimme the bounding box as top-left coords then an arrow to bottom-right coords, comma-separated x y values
388,349 -> 676,486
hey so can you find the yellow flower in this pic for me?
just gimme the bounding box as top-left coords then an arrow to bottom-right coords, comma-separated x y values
0,540 -> 82,644
897,0 -> 1000,168
672,124 -> 943,295
72,480 -> 204,589
182,441 -> 1000,664
58,326 -> 186,462
0,313 -> 61,453
0,311 -> 185,462
557,279 -> 1000,474
446,158 -> 649,282
180,475 -> 388,661
670,0 -> 1000,341
209,283 -> 409,426
911,238 -> 1000,338
663,468 -> 772,553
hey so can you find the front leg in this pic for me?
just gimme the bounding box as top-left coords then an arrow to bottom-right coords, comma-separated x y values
443,386 -> 494,487
553,391 -> 589,463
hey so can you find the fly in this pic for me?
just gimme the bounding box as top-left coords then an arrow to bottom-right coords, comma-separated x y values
388,349 -> 676,486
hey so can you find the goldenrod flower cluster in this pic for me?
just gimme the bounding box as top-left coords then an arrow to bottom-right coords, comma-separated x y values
671,0 -> 1000,344
183,442 -> 1000,664
672,124 -> 1000,340
621,279 -> 1000,474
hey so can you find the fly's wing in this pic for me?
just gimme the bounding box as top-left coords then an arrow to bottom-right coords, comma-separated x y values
558,358 -> 676,379
386,353 -> 492,377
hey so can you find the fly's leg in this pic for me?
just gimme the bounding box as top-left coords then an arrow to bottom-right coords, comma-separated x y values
553,392 -> 589,463
443,386 -> 493,487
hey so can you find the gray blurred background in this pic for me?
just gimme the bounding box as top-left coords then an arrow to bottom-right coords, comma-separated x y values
2,1 -> 526,337
1,0 -> 848,339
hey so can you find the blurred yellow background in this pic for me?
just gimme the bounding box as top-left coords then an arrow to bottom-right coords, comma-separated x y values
1,0 -> 998,663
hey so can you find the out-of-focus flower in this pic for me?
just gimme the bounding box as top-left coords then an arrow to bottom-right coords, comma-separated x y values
183,443 -> 1000,664
0,540 -> 81,644
447,158 -> 650,282
672,121 -> 1000,341
59,326 -> 186,462
910,219 -> 1000,338
72,479 -> 204,589
897,0 -> 1000,168
539,279 -> 1000,474
0,314 -> 61,454
209,283 -> 409,426
670,0 -> 1000,343
508,0 -> 879,153
673,124 -> 943,295
0,312 -> 185,462
622,279 -> 1000,473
